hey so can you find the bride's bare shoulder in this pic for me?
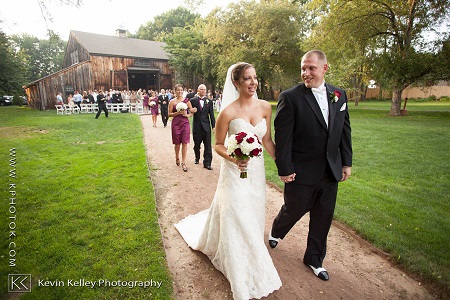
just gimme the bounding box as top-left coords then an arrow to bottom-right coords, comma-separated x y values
256,99 -> 272,111
216,105 -> 235,123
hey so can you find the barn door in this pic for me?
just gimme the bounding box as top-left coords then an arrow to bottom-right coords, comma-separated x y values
111,70 -> 128,91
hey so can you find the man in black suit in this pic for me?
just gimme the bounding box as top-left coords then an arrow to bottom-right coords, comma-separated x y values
158,89 -> 170,127
269,50 -> 352,281
95,90 -> 108,119
186,88 -> 196,100
191,84 -> 216,170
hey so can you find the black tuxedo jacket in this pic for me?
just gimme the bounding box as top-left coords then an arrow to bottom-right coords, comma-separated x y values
158,94 -> 169,111
191,96 -> 216,133
274,83 -> 352,184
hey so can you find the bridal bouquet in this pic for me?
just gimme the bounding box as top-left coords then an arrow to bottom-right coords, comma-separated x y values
176,102 -> 188,112
227,131 -> 263,178
149,101 -> 156,107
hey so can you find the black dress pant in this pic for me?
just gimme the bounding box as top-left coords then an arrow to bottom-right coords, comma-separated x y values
193,129 -> 212,167
271,166 -> 338,268
96,105 -> 108,118
161,110 -> 169,126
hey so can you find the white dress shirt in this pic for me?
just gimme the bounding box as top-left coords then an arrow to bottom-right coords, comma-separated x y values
311,82 -> 329,127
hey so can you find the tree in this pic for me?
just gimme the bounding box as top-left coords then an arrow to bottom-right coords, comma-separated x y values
309,0 -> 450,115
204,0 -> 307,93
10,31 -> 66,82
0,30 -> 29,95
134,7 -> 200,41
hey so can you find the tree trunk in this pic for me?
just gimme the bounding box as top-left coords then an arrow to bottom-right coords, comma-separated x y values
390,88 -> 402,116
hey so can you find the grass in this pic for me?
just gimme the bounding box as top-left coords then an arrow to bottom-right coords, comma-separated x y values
264,100 -> 450,296
0,107 -> 174,299
1,100 -> 449,298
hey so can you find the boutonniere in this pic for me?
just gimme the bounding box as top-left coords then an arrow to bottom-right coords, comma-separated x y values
205,99 -> 210,105
329,90 -> 341,103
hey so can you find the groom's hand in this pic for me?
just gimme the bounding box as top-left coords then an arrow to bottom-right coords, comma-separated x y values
280,173 -> 296,183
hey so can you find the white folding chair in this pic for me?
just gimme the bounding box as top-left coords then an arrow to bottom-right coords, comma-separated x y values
55,105 -> 64,115
135,104 -> 144,114
129,103 -> 137,113
72,105 -> 80,114
80,104 -> 89,113
64,105 -> 72,115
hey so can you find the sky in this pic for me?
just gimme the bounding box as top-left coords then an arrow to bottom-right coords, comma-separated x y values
1,0 -> 237,40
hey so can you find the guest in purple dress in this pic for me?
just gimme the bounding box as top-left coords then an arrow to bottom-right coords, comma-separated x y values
143,91 -> 149,114
168,84 -> 197,172
149,91 -> 159,127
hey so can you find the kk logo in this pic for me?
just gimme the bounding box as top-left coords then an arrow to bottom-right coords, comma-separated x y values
8,274 -> 32,292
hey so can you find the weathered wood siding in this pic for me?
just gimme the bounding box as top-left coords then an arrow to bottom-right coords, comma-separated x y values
24,61 -> 92,110
63,32 -> 90,67
90,56 -> 173,91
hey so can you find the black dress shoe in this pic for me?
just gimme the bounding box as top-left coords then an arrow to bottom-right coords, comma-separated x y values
268,240 -> 278,248
307,265 -> 330,281
204,166 -> 213,170
268,232 -> 279,248
194,159 -> 199,164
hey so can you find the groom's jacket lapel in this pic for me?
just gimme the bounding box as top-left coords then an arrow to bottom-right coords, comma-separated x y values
302,85 -> 328,131
326,84 -> 337,134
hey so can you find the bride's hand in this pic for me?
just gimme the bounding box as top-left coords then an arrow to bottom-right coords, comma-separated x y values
233,158 -> 249,170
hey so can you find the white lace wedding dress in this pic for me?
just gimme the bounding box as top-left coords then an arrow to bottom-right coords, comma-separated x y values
175,118 -> 282,300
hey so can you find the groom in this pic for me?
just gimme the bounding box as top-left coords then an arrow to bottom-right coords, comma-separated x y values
269,50 -> 352,281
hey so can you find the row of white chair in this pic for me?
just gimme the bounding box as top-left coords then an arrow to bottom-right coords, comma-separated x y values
55,103 -> 145,114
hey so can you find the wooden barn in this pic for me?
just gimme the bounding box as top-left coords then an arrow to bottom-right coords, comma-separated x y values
23,29 -> 174,110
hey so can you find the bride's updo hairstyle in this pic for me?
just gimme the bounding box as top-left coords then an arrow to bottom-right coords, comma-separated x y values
231,62 -> 255,84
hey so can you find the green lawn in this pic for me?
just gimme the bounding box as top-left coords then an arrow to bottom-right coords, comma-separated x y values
0,107 -> 174,299
1,100 -> 449,298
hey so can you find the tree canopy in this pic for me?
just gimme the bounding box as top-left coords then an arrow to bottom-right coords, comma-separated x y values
163,0 -> 308,95
133,6 -> 200,41
305,0 -> 450,115
10,31 -> 66,82
0,30 -> 29,95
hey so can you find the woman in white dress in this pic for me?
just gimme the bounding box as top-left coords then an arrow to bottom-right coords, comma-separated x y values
175,62 -> 281,299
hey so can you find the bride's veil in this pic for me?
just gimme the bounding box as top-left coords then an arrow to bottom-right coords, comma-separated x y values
220,62 -> 258,147
219,64 -> 239,113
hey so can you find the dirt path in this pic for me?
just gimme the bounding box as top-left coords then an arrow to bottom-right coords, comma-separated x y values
140,114 -> 435,300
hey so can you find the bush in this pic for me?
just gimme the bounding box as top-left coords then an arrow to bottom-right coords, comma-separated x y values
12,95 -> 26,106
13,95 -> 23,106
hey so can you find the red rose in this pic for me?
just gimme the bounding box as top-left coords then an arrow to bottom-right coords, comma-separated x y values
246,137 -> 255,143
234,148 -> 243,157
250,148 -> 261,156
236,132 -> 247,143
334,90 -> 341,98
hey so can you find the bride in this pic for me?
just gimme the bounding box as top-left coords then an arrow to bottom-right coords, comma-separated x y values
175,62 -> 281,299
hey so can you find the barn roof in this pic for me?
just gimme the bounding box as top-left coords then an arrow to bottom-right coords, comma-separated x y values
70,30 -> 169,60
